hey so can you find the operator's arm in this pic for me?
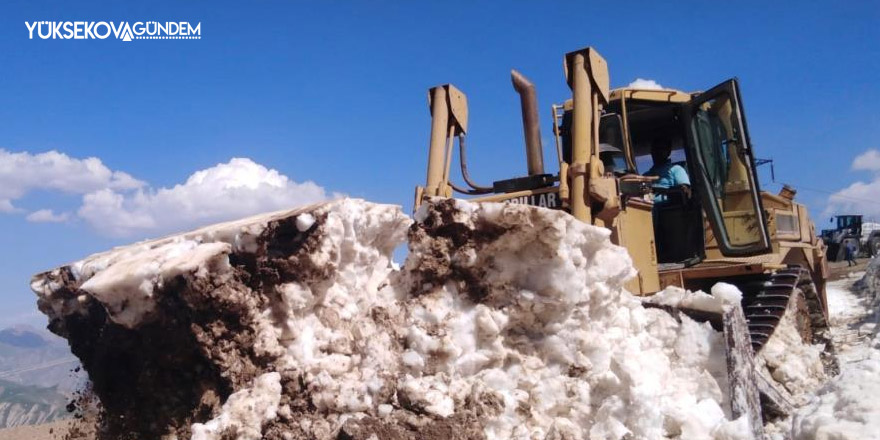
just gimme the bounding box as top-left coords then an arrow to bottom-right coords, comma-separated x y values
671,165 -> 692,199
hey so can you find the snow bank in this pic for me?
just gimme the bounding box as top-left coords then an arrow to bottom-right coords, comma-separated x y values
791,339 -> 880,440
854,256 -> 880,306
31,199 -> 411,440
32,198 -> 752,440
861,222 -> 879,243
394,200 -> 749,439
790,257 -> 880,440
757,310 -> 826,398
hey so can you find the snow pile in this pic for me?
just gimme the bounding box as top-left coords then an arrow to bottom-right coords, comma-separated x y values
192,372 -> 283,440
790,258 -> 880,440
393,200 -> 749,439
31,199 -> 411,440
861,222 -> 879,243
30,202 -> 329,329
791,336 -> 880,440
854,256 -> 880,306
757,311 -> 826,398
32,198 -> 753,440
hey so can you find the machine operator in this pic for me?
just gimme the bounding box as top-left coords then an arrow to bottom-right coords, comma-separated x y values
644,137 -> 691,206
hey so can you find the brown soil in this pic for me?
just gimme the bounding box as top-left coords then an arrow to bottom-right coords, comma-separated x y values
39,212 -> 332,439
828,258 -> 873,281
406,198 -> 507,303
0,418 -> 96,440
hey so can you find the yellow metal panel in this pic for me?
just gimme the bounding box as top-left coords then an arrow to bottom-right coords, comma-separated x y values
609,88 -> 691,103
468,186 -> 561,204
761,191 -> 792,210
797,204 -> 814,244
614,200 -> 660,295
703,253 -> 778,266
659,270 -> 684,290
722,210 -> 762,246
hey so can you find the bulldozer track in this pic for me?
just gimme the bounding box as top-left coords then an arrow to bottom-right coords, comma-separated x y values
738,266 -> 831,356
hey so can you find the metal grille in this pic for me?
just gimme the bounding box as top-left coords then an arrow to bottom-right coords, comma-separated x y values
777,213 -> 799,236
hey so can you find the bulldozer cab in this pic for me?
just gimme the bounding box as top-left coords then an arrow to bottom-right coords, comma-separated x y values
572,79 -> 772,263
833,215 -> 862,235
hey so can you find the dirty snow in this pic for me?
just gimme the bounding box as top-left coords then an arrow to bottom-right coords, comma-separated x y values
33,199 -> 768,439
30,202 -> 334,328
791,259 -> 880,440
828,272 -> 868,326
396,200 -> 750,439
757,310 -> 826,398
191,372 -> 283,440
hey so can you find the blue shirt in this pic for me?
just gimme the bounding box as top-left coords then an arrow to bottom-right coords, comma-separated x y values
645,161 -> 690,204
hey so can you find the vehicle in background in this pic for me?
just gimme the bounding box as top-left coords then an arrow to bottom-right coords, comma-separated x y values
821,215 -> 880,260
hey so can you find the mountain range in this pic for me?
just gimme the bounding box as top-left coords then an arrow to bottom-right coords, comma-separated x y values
0,325 -> 83,428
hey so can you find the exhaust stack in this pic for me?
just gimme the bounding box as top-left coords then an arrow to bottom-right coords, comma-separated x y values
511,69 -> 545,176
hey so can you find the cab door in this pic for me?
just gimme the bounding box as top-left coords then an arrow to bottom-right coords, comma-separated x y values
684,79 -> 771,256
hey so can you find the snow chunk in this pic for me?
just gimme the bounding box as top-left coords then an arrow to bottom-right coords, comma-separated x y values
758,307 -> 826,397
648,282 -> 743,313
80,241 -> 231,328
712,282 -> 743,305
296,213 -> 315,232
191,372 -> 283,440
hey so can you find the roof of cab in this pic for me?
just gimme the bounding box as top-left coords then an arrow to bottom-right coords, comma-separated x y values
609,88 -> 692,103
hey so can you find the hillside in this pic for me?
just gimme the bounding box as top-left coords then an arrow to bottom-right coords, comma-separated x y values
0,326 -> 81,392
0,326 -> 82,428
0,379 -> 68,428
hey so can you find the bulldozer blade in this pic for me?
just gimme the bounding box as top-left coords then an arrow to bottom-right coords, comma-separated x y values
721,302 -> 765,439
644,302 -> 765,438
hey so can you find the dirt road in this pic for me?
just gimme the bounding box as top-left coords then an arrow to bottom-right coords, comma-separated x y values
828,256 -> 876,281
0,419 -> 71,440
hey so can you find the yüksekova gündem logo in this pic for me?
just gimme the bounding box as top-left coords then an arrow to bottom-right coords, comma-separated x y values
25,21 -> 201,42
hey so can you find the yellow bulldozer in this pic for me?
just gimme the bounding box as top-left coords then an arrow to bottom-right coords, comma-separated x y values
414,46 -> 832,435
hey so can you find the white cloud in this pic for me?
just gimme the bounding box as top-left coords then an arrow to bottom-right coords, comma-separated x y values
827,180 -> 880,216
627,78 -> 664,90
2,149 -> 333,237
0,199 -> 17,213
26,209 -> 70,223
827,148 -> 880,218
0,149 -> 144,211
852,149 -> 880,172
78,158 -> 332,237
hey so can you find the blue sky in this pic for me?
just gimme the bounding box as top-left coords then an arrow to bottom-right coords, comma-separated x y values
1,1 -> 879,327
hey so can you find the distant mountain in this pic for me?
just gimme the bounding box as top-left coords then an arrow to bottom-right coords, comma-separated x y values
0,326 -> 81,392
0,327 -> 49,349
0,379 -> 68,428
